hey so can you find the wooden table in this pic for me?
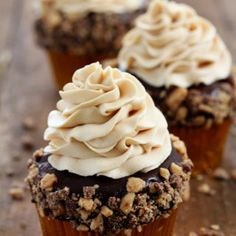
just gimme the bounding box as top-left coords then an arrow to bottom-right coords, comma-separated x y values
0,0 -> 235,235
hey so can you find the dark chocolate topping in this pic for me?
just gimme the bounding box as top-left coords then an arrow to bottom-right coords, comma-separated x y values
37,146 -> 182,200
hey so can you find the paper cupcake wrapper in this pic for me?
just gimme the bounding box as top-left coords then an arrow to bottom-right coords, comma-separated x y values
38,209 -> 178,236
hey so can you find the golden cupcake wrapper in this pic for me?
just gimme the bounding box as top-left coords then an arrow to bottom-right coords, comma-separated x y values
38,209 -> 178,236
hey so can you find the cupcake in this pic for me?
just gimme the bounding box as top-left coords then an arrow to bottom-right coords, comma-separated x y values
34,0 -> 150,89
26,63 -> 192,236
117,0 -> 236,174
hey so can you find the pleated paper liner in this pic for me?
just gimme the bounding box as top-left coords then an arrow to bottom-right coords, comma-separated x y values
38,209 -> 177,236
170,119 -> 233,175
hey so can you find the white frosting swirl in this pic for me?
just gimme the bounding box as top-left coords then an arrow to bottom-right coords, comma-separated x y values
44,62 -> 171,179
42,0 -> 145,18
118,0 -> 232,88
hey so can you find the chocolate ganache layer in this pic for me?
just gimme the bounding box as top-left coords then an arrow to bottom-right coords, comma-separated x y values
36,145 -> 182,200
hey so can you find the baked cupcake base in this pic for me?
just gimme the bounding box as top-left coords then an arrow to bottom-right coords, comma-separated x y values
170,119 -> 233,175
26,135 -> 192,236
38,209 -> 177,236
48,51 -> 110,89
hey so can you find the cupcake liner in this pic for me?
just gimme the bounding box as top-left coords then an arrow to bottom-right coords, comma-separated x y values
48,51 -> 111,89
170,119 -> 233,175
38,209 -> 178,236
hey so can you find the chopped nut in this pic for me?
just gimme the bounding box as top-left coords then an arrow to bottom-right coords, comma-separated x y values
172,138 -> 187,157
27,164 -> 39,179
21,135 -> 34,150
9,187 -> 24,200
170,134 -> 179,142
78,210 -> 90,221
76,224 -> 89,231
170,163 -> 183,175
213,168 -> 230,180
79,198 -> 94,211
176,106 -> 188,121
124,229 -> 132,236
160,168 -> 170,180
137,225 -> 142,232
200,227 -> 225,236
120,193 -> 135,214
197,183 -> 215,196
101,206 -> 113,217
189,232 -> 198,236
193,116 -> 206,126
22,117 -> 36,130
90,214 -> 104,232
210,225 -> 220,231
126,177 -> 145,193
40,173 -> 57,191
33,149 -> 44,161
166,88 -> 188,110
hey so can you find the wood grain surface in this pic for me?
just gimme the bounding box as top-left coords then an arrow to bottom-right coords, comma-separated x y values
0,0 -> 235,236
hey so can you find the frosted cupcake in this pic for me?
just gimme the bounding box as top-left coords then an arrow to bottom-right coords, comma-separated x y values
34,0 -> 149,89
26,63 -> 192,236
117,0 -> 236,174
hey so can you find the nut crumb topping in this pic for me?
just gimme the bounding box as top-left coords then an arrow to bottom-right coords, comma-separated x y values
76,224 -> 89,231
170,163 -> 183,175
40,173 -> 57,191
101,206 -> 113,217
120,193 -> 135,214
127,177 -> 145,193
160,168 -> 170,180
90,214 -> 104,232
79,198 -> 94,211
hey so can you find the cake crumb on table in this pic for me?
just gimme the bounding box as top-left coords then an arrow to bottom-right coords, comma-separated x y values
197,183 -> 216,196
213,168 -> 230,180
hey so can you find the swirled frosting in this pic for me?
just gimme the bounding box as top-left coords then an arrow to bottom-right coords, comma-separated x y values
41,0 -> 146,18
44,63 -> 171,179
118,0 -> 232,88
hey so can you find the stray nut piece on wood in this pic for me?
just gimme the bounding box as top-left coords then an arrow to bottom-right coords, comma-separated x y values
126,177 -> 145,193
120,193 -> 135,214
9,187 -> 24,200
40,173 -> 57,191
213,168 -> 230,180
197,183 -> 215,196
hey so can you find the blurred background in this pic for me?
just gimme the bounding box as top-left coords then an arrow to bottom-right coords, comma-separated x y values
0,0 -> 235,235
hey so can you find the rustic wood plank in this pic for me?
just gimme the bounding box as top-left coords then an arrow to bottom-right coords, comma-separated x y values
0,0 -> 235,236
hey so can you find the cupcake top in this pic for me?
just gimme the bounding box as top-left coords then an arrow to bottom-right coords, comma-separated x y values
118,0 -> 232,88
41,0 -> 146,19
44,62 -> 171,179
